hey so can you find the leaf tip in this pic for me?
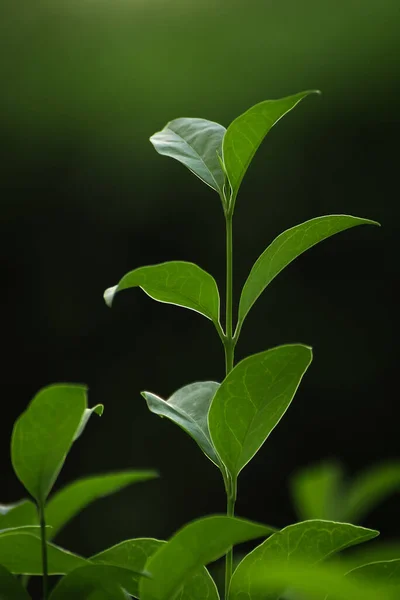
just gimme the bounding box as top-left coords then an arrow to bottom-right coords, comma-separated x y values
93,404 -> 104,417
103,285 -> 117,308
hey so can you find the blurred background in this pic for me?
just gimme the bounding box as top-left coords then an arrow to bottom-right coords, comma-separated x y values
1,0 -> 398,568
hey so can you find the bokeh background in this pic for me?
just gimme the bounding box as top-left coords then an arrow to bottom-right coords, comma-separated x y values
1,0 -> 398,568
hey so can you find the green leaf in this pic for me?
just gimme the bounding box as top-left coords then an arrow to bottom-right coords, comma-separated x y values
46,470 -> 157,539
238,215 -> 380,329
92,538 -> 219,600
49,565 -> 138,600
290,461 -> 344,521
229,520 -> 379,600
104,261 -> 221,328
0,564 -> 31,600
345,462 -> 400,523
345,542 -> 400,570
139,515 -> 274,600
222,91 -> 319,200
346,559 -> 400,592
150,118 -> 226,194
142,382 -> 222,468
0,501 -> 37,530
208,345 -> 312,482
11,384 -> 103,505
0,531 -> 87,575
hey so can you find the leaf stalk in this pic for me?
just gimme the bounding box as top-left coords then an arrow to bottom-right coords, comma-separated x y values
38,503 -> 49,600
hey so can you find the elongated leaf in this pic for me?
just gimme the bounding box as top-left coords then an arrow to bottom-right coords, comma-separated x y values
92,538 -> 219,600
49,565 -> 138,600
290,461 -> 344,521
238,215 -> 379,328
346,559 -> 400,591
0,531 -> 87,575
139,515 -> 274,600
104,261 -> 221,327
345,462 -> 400,523
11,384 -> 103,504
208,345 -> 312,482
222,91 -> 319,199
229,520 -> 379,600
150,118 -> 226,194
142,382 -> 221,467
0,500 -> 36,530
46,470 -> 157,539
0,564 -> 31,600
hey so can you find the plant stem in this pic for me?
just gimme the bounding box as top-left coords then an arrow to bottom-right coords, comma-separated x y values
38,503 -> 49,600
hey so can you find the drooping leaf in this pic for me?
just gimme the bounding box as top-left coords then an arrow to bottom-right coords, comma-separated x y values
0,564 -> 31,600
0,500 -> 37,530
238,215 -> 379,329
142,382 -> 221,467
46,470 -> 157,539
290,461 -> 344,521
222,91 -> 319,200
104,261 -> 221,328
208,345 -> 312,483
345,462 -> 400,523
345,559 -> 400,593
229,520 -> 379,600
92,538 -> 219,600
139,515 -> 274,600
11,384 -> 103,505
0,531 -> 87,574
150,118 -> 226,194
49,565 -> 139,600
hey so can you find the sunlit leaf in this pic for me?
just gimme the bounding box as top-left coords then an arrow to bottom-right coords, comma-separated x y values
208,345 -> 312,483
229,520 -> 379,600
238,215 -> 379,329
104,261 -> 221,327
139,515 -> 274,600
142,382 -> 222,467
150,118 -> 226,194
222,91 -> 319,200
345,462 -> 400,522
0,564 -> 31,600
290,461 -> 344,521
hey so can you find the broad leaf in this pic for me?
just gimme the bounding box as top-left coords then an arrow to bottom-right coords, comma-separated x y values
290,461 -> 344,521
238,215 -> 379,328
222,91 -> 319,200
0,500 -> 36,530
104,261 -> 221,327
49,565 -> 138,600
0,531 -> 87,574
142,382 -> 221,467
46,470 -> 157,539
0,564 -> 31,600
92,538 -> 219,600
150,118 -> 226,194
345,462 -> 400,522
229,520 -> 379,600
346,559 -> 400,592
139,515 -> 274,600
208,345 -> 312,482
11,384 -> 103,504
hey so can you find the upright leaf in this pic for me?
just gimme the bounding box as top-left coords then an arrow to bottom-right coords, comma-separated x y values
91,538 -> 219,600
11,384 -> 102,504
222,91 -> 319,200
208,345 -> 312,482
229,520 -> 379,600
104,261 -> 221,327
139,515 -> 274,600
150,118 -> 226,194
49,565 -> 138,600
46,470 -> 157,539
290,461 -> 344,521
142,382 -> 221,467
0,564 -> 31,600
238,215 -> 379,328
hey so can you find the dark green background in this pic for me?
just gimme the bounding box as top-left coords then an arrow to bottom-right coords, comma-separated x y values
1,0 -> 398,563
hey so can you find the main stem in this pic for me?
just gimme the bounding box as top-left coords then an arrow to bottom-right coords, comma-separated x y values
38,503 -> 49,600
224,210 -> 235,600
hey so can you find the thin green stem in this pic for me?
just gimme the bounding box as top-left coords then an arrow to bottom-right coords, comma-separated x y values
38,503 -> 48,600
224,492 -> 235,599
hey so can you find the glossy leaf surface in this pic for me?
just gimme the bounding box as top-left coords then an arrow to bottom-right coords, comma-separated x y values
49,565 -> 137,600
238,215 -> 379,328
0,531 -> 87,574
229,520 -> 379,600
209,345 -> 312,481
92,538 -> 219,600
11,384 -> 102,504
150,118 -> 226,194
139,515 -> 273,600
345,462 -> 400,522
0,564 -> 31,600
222,91 -> 319,199
104,262 -> 220,326
142,382 -> 221,467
